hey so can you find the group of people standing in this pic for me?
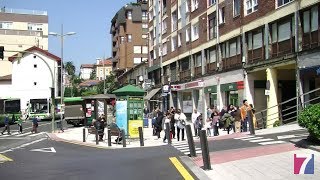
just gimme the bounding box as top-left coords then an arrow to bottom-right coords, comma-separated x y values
151,99 -> 257,142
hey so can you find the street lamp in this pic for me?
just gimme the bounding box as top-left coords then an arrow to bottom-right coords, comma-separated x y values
49,24 -> 76,132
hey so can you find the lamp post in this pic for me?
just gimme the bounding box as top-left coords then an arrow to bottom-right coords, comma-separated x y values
49,24 -> 76,132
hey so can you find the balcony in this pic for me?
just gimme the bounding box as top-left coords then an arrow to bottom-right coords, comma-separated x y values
207,62 -> 218,74
179,69 -> 191,82
271,38 -> 295,58
0,29 -> 43,36
0,8 -> 47,15
222,55 -> 242,70
248,47 -> 265,64
194,67 -> 202,77
302,29 -> 320,51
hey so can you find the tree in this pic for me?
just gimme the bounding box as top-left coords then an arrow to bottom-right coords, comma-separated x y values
65,61 -> 75,77
97,72 -> 119,94
90,69 -> 96,80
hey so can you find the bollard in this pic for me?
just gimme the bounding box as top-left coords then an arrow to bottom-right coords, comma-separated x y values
122,129 -> 126,147
83,128 -> 86,142
165,123 -> 172,144
200,130 -> 211,170
186,124 -> 196,157
108,129 -> 112,147
95,129 -> 99,145
248,110 -> 255,135
138,127 -> 144,146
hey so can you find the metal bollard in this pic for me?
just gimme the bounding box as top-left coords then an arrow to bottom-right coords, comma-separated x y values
108,129 -> 112,147
186,124 -> 196,157
122,129 -> 126,147
138,127 -> 144,147
165,123 -> 171,144
95,129 -> 99,145
83,128 -> 86,142
200,130 -> 211,170
248,110 -> 255,135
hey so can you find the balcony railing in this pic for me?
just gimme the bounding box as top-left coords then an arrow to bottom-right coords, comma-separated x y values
207,62 -> 217,74
222,55 -> 242,70
248,47 -> 265,64
0,8 -> 47,15
194,66 -> 202,77
271,38 -> 295,58
0,29 -> 43,37
179,69 -> 191,81
302,29 -> 320,51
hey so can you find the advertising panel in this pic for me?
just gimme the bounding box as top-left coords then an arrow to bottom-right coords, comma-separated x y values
116,101 -> 128,134
128,120 -> 143,138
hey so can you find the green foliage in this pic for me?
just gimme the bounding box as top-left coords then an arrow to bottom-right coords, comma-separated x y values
65,61 -> 75,76
81,90 -> 98,96
97,72 -> 119,94
298,104 -> 320,139
90,69 -> 96,80
64,87 -> 80,97
273,120 -> 281,127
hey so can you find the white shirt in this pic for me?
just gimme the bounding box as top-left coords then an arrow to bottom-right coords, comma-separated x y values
191,112 -> 201,123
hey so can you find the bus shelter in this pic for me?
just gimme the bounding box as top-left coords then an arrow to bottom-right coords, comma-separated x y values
113,85 -> 145,138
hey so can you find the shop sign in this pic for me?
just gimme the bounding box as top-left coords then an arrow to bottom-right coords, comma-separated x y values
221,81 -> 244,92
185,80 -> 204,89
204,85 -> 217,93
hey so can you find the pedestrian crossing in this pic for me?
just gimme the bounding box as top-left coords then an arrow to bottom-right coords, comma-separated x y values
234,133 -> 309,146
0,131 -> 45,138
171,141 -> 202,155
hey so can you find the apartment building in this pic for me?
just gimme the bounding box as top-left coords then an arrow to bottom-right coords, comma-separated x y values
95,58 -> 113,80
110,0 -> 148,77
147,0 -> 320,125
80,64 -> 94,80
0,8 -> 48,77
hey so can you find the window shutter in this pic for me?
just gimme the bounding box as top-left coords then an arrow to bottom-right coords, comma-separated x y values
303,11 -> 311,33
311,6 -> 319,32
278,22 -> 291,42
253,32 -> 263,49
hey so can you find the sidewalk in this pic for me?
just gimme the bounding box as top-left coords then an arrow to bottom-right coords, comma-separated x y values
191,143 -> 320,179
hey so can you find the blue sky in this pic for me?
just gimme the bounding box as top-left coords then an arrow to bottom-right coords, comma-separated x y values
2,0 -> 133,73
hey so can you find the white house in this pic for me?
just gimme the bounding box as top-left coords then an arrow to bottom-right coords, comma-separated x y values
0,46 -> 60,112
80,64 -> 94,80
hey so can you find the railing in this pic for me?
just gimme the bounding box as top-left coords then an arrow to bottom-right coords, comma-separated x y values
194,66 -> 202,77
255,87 -> 320,129
302,29 -> 320,50
207,62 -> 217,73
0,29 -> 43,36
179,69 -> 191,81
0,8 -> 47,15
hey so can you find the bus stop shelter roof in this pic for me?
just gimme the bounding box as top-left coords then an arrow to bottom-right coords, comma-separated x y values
82,94 -> 116,100
112,85 -> 145,96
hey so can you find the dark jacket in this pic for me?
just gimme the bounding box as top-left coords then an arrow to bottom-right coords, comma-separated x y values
155,111 -> 163,131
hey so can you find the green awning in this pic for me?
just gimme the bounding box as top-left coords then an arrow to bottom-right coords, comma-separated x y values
63,97 -> 83,103
204,85 -> 217,93
113,85 -> 145,96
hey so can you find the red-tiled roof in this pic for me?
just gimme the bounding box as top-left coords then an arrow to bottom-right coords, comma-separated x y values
80,64 -> 94,68
98,58 -> 112,66
79,80 -> 101,87
8,46 -> 61,62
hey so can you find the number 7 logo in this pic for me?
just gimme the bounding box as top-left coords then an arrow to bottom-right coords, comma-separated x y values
294,154 -> 314,174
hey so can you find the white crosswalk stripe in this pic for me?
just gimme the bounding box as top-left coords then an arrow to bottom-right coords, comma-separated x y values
250,138 -> 274,143
171,141 -> 202,155
241,137 -> 264,141
0,131 -> 45,138
259,141 -> 286,145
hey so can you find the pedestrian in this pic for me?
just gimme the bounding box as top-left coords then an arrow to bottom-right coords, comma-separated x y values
221,112 -> 234,134
18,116 -> 23,134
162,112 -> 171,143
174,109 -> 186,141
154,111 -> 163,139
191,109 -> 200,137
211,111 -> 220,136
195,113 -> 203,137
250,104 -> 258,129
94,117 -> 104,141
31,117 -> 38,133
170,109 -> 176,139
240,100 -> 251,132
1,115 -> 11,135
233,106 -> 242,133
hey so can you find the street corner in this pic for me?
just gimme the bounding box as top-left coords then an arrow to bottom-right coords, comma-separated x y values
0,154 -> 13,163
169,156 -> 200,180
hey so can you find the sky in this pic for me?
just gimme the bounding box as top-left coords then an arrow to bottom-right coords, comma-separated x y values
2,0 -> 133,73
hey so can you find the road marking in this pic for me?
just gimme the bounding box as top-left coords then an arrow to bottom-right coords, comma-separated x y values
0,134 -> 11,137
0,137 -> 24,140
277,133 -> 309,140
241,137 -> 263,141
30,147 -> 56,153
23,122 -> 52,130
169,157 -> 194,180
234,135 -> 254,139
250,138 -> 274,143
184,150 -> 202,155
180,148 -> 201,152
16,132 -> 32,137
0,154 -> 13,162
174,144 -> 190,148
172,142 -> 188,145
29,132 -> 45,137
175,146 -> 191,150
259,141 -> 285,145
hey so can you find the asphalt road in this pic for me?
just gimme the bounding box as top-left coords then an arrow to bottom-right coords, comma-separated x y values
0,139 -> 190,180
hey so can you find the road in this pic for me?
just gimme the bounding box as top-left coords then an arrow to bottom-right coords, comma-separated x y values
0,139 -> 192,180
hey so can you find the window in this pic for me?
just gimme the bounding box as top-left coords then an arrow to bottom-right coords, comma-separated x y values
142,46 -> 148,54
134,58 -> 141,64
149,10 -> 153,21
142,34 -> 148,39
27,23 -> 42,31
178,5 -> 182,20
219,7 -> 225,24
277,0 -> 294,8
191,0 -> 199,12
142,11 -> 148,20
120,36 -> 125,44
246,0 -> 258,15
303,6 -> 319,33
0,22 -> 13,29
127,11 -> 132,19
127,34 -> 132,42
234,0 -> 240,17
186,27 -> 191,42
247,31 -> 263,50
162,19 -> 167,34
191,23 -> 199,41
209,0 -> 216,6
142,23 -> 148,29
162,42 -> 167,55
172,11 -> 178,32
134,46 -> 142,54
195,54 -> 202,67
224,37 -> 241,58
208,48 -> 216,63
186,0 -> 189,12
34,64 -> 37,68
178,33 -> 182,47
171,35 -> 177,51
208,13 -> 216,40
278,22 -> 291,42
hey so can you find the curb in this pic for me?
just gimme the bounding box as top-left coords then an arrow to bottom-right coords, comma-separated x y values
179,156 -> 210,180
289,138 -> 320,152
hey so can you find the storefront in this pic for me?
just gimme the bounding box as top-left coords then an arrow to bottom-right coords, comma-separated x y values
220,81 -> 244,107
204,85 -> 217,108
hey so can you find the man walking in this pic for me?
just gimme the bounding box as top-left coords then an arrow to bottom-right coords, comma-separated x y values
240,100 -> 251,132
191,109 -> 200,137
31,117 -> 39,133
1,115 -> 11,135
